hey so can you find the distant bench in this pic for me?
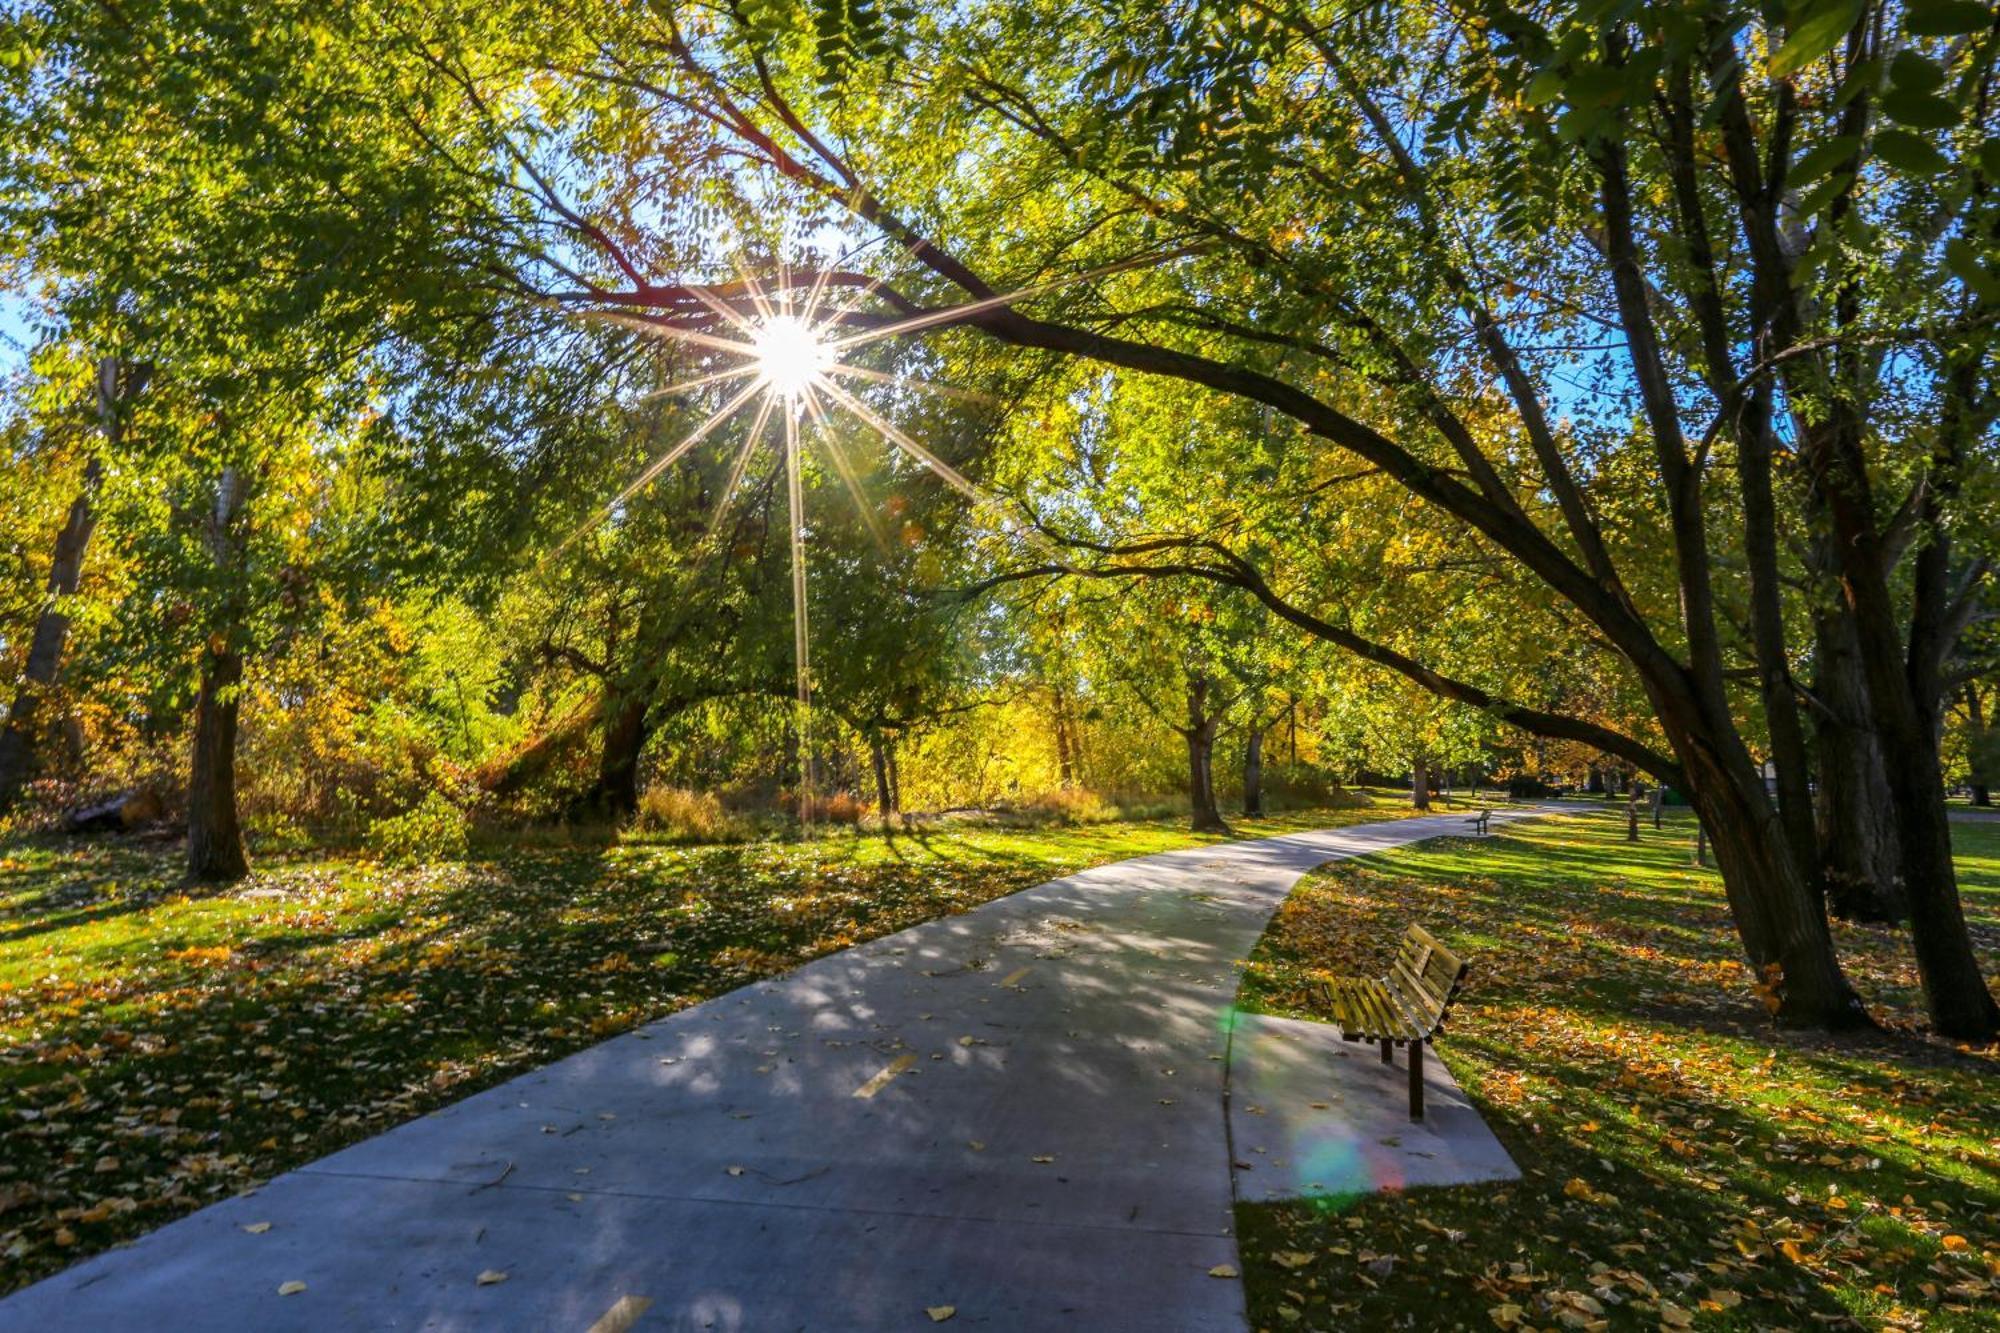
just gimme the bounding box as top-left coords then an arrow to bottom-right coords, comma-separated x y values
1467,809 -> 1491,836
1318,925 -> 1471,1120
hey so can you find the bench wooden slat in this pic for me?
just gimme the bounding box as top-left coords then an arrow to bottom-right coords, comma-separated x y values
1391,957 -> 1447,1015
1365,979 -> 1420,1040
1392,965 -> 1450,1032
1318,922 -> 1473,1120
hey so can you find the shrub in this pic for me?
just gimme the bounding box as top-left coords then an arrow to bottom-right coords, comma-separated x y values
365,790 -> 469,864
794,791 -> 868,826
635,786 -> 751,842
1020,787 -> 1113,825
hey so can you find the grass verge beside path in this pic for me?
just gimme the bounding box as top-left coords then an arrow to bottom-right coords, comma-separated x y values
1235,810 -> 2000,1332
0,797 -> 1435,1292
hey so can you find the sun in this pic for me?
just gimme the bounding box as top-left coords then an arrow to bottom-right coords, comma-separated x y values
750,313 -> 830,399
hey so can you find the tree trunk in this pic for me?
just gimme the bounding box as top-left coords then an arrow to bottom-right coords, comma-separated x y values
1242,726 -> 1265,818
1812,604 -> 1907,923
0,457 -> 100,809
1626,783 -> 1640,842
1869,654 -> 2000,1038
0,358 -> 141,810
885,741 -> 902,816
870,731 -> 896,821
1052,688 -> 1074,788
1410,753 -> 1430,810
1646,674 -> 1869,1030
1650,785 -> 1663,829
186,467 -> 248,883
1682,767 -> 1866,1027
186,635 -> 248,882
1807,412 -> 1998,1039
1185,675 -> 1229,834
594,690 -> 651,819
1967,686 -> 1991,807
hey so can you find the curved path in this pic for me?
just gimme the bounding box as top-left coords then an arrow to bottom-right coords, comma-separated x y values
3,808 -> 1549,1332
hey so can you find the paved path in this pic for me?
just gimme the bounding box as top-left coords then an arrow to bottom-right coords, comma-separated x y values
3,809 -> 1549,1332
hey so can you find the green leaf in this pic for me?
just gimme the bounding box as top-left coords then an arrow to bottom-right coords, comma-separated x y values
1879,88 -> 1960,129
1833,56 -> 1879,107
1887,51 -> 1946,94
1770,0 -> 1866,78
1905,0 -> 1994,37
1872,127 -> 1952,174
1793,173 -> 1852,217
1790,134 -> 1862,185
1564,62 -> 1627,108
1945,239 -> 2000,301
1522,68 -> 1565,107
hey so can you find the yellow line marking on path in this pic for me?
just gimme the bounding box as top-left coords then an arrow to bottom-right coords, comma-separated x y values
853,1053 -> 917,1099
1000,967 -> 1030,989
587,1295 -> 655,1333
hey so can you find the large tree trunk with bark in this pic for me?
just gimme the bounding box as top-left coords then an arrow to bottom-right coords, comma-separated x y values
1410,753 -> 1430,810
186,635 -> 248,881
1052,687 -> 1075,789
1682,763 -> 1866,1027
0,457 -> 100,810
1812,607 -> 1906,923
1808,413 -> 1998,1040
870,731 -> 898,821
1184,674 -> 1228,834
0,358 -> 143,810
1242,726 -> 1264,818
592,690 -> 651,819
187,467 -> 249,883
1644,670 -> 1871,1031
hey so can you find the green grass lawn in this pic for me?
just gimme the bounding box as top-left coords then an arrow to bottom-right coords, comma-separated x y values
0,797 -> 1433,1293
1236,811 -> 2000,1331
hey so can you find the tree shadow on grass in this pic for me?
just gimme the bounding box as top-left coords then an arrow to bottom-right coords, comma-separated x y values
0,825 -> 1146,1292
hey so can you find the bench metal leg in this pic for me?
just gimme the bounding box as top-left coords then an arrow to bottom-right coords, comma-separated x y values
1379,1038 -> 1393,1064
1409,1040 -> 1425,1120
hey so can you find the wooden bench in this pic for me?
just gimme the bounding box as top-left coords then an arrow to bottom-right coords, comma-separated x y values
1320,925 -> 1470,1120
1467,809 -> 1491,835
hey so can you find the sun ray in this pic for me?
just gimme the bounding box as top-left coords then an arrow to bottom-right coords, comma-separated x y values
784,402 -> 815,822
826,361 -> 999,407
680,281 -> 764,336
816,379 -> 983,503
801,234 -> 886,326
704,393 -> 778,546
639,361 -> 762,404
725,251 -> 778,324
801,389 -> 890,556
553,376 -> 764,559
586,308 -> 757,358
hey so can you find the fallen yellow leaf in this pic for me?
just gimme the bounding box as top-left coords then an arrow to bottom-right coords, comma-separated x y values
477,1269 -> 508,1286
926,1306 -> 956,1322
278,1281 -> 307,1296
241,1222 -> 272,1235
1209,1264 -> 1239,1278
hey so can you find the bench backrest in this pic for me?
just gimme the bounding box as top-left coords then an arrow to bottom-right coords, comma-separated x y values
1386,924 -> 1469,1036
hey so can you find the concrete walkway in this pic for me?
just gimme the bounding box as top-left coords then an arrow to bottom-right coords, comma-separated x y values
3,809 -> 1548,1332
